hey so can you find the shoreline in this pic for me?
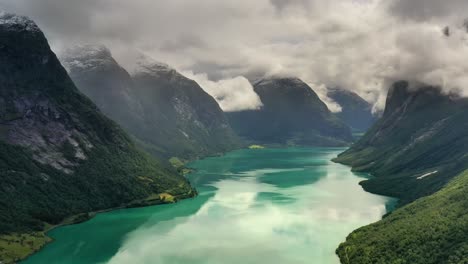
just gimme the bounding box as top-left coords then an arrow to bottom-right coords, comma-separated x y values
7,146 -> 238,264
4,190 -> 196,264
331,158 -> 399,264
8,147 -> 378,264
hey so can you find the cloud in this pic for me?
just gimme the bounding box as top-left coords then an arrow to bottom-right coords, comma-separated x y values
160,34 -> 207,53
183,71 -> 263,112
389,0 -> 468,22
307,83 -> 343,113
2,0 -> 468,111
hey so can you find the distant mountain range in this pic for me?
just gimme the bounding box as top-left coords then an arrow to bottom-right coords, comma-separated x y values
327,88 -> 376,132
63,46 -> 241,160
227,77 -> 353,146
335,81 -> 468,264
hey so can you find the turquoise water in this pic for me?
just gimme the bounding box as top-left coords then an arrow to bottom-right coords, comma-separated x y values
24,148 -> 395,264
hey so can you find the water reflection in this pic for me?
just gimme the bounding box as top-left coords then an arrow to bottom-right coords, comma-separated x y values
107,148 -> 391,264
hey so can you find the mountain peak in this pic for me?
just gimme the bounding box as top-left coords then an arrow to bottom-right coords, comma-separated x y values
66,44 -> 112,58
254,76 -> 304,86
0,12 -> 193,247
328,87 -> 353,95
0,12 -> 40,33
62,44 -> 115,72
383,81 -> 449,117
227,75 -> 352,146
131,54 -> 175,77
327,87 -> 375,132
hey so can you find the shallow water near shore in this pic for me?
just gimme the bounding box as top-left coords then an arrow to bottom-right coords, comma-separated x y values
23,148 -> 395,264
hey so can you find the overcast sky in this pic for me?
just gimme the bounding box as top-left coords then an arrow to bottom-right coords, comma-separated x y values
1,0 -> 468,112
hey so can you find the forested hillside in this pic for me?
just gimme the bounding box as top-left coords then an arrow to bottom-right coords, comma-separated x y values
0,13 -> 194,262
337,170 -> 468,264
335,81 -> 468,264
335,81 -> 468,204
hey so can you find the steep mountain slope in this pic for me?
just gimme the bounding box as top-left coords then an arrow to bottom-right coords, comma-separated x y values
328,88 -> 376,132
0,13 -> 193,261
63,45 -> 145,138
337,169 -> 468,264
64,48 -> 241,160
335,81 -> 468,204
334,80 -> 468,264
227,78 -> 353,146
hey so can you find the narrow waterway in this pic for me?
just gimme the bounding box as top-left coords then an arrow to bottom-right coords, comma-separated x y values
24,148 -> 395,264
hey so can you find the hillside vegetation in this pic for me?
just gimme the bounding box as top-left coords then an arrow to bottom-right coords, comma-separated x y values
337,170 -> 468,264
0,13 -> 194,263
334,81 -> 468,264
335,81 -> 468,204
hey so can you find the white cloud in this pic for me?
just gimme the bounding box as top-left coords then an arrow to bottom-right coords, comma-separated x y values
183,71 -> 263,112
3,0 -> 468,111
306,83 -> 343,113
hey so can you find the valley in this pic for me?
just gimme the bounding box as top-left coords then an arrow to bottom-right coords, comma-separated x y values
1,4 -> 467,264
22,148 -> 395,264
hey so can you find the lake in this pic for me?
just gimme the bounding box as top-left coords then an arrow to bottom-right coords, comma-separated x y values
23,148 -> 395,264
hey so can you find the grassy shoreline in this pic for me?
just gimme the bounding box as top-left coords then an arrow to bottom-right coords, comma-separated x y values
1,190 -> 196,264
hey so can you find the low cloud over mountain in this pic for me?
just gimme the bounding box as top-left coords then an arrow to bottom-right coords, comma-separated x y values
2,0 -> 468,112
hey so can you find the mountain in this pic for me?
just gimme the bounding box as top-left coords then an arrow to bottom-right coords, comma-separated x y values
334,81 -> 468,264
337,169 -> 468,264
334,81 -> 468,204
63,45 -> 145,138
227,77 -> 353,146
0,13 -> 194,262
131,55 -> 242,159
63,47 -> 241,160
327,88 -> 376,132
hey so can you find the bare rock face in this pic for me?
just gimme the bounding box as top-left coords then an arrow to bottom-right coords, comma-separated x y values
3,94 -> 93,174
0,17 -> 98,174
0,12 -> 193,235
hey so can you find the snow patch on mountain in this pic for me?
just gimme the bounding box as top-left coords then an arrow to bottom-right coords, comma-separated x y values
417,171 -> 438,180
0,12 -> 40,32
129,54 -> 176,77
62,44 -> 116,72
